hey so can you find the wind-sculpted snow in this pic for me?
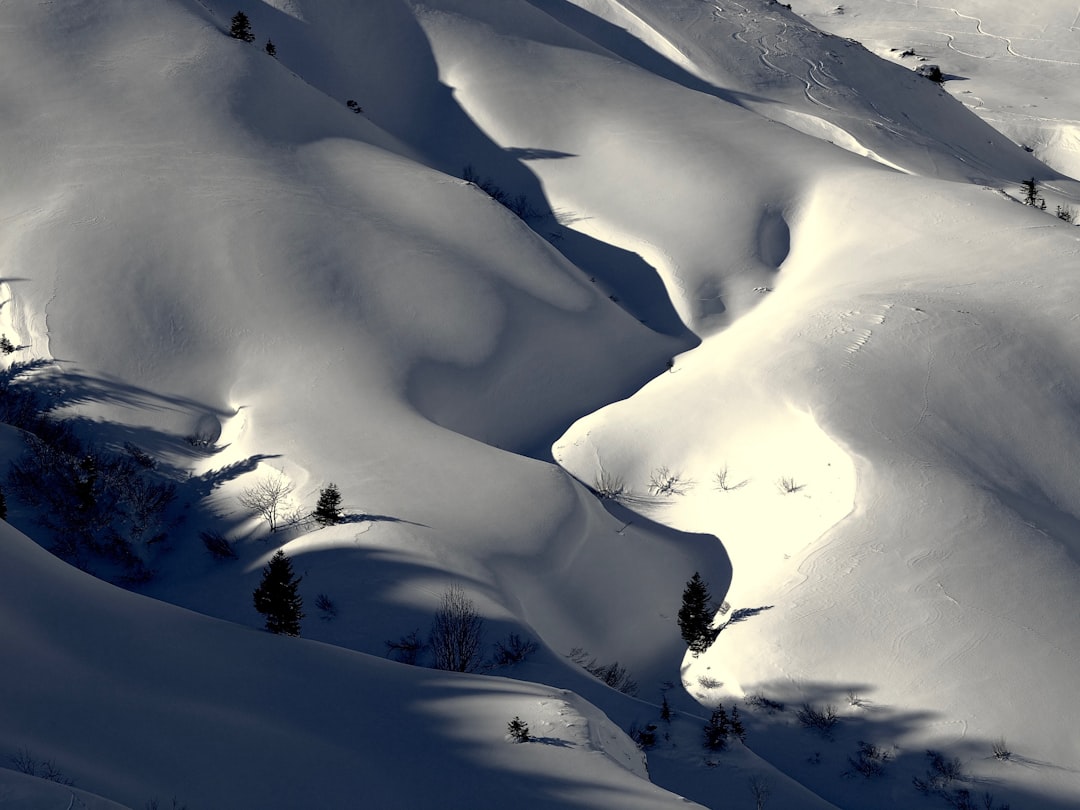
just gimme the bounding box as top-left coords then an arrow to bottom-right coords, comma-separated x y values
2,0 -> 1080,807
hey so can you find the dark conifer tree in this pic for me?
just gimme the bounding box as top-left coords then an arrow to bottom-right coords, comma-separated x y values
313,483 -> 343,526
253,549 -> 304,635
730,705 -> 746,741
264,39 -> 276,57
229,11 -> 255,43
704,705 -> 730,751
660,693 -> 673,722
678,572 -> 715,653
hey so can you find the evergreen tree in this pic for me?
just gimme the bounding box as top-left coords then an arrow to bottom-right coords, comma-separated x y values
730,705 -> 746,741
1020,177 -> 1046,209
704,705 -> 730,751
229,11 -> 255,43
264,39 -> 276,57
678,572 -> 715,653
0,486 -> 7,520
660,693 -> 673,722
253,549 -> 304,635
313,483 -> 343,526
508,716 -> 530,743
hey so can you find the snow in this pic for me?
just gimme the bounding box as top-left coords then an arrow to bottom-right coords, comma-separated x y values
2,0 -> 1080,807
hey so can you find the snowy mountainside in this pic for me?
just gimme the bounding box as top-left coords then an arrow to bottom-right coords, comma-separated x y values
1,0 -> 1079,808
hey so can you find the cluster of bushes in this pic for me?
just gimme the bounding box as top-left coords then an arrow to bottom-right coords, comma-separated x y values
8,420 -> 176,582
567,647 -> 639,695
386,585 -> 538,674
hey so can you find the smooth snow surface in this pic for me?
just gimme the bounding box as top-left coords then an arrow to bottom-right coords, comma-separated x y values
2,0 -> 1080,807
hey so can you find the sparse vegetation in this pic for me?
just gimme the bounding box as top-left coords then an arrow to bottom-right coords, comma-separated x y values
568,647 -> 639,695
239,469 -> 295,533
264,39 -> 276,57
346,99 -> 363,114
713,464 -> 749,491
678,572 -> 718,654
796,703 -> 838,736
462,164 -> 538,220
992,738 -> 1011,762
252,549 -> 304,636
629,721 -> 658,749
0,334 -> 15,354
777,476 -> 805,494
1056,205 -> 1074,223
1020,177 -> 1046,209
315,592 -> 338,620
9,746 -> 74,786
201,530 -> 237,560
847,740 -> 891,778
748,776 -> 772,810
312,482 -> 344,526
229,11 -> 255,42
592,469 -> 627,500
429,584 -> 485,673
746,694 -> 785,713
385,629 -> 425,665
648,465 -> 694,496
508,716 -> 530,742
492,633 -> 538,667
703,704 -> 743,750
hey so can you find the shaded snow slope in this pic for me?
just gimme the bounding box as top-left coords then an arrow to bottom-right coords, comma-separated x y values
4,0 -> 1080,807
0,521 -> 705,809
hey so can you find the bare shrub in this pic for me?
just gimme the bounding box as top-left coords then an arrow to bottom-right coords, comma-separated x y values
746,694 -> 785,713
748,776 -> 772,810
492,633 -> 538,667
714,465 -> 749,491
913,749 -> 967,795
592,469 -> 627,500
847,741 -> 891,778
385,629 -> 425,665
992,738 -> 1011,762
697,675 -> 723,689
629,722 -> 658,749
429,584 -> 486,673
567,647 -> 638,695
9,746 -> 73,786
315,593 -> 338,620
239,469 -> 295,532
201,530 -> 237,560
847,690 -> 866,708
777,476 -> 805,494
648,466 -> 694,496
796,704 -> 838,736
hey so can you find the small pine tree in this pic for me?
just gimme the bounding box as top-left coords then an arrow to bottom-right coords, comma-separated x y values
660,694 -> 673,722
1020,177 -> 1045,208
730,706 -> 746,741
508,716 -> 530,742
313,483 -> 343,526
253,549 -> 304,635
678,572 -> 716,653
264,39 -> 276,57
229,11 -> 255,43
0,487 -> 7,520
704,705 -> 731,750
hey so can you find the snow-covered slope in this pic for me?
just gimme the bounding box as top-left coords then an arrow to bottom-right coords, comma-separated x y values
2,0 -> 1079,807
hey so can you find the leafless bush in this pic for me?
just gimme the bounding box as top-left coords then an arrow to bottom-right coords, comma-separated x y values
592,469 -> 627,500
847,741 -> 891,778
201,530 -> 237,560
648,466 -> 694,496
697,675 -> 723,689
568,647 -> 638,695
315,593 -> 338,620
492,633 -> 538,667
714,465 -> 749,491
796,704 -> 838,736
746,694 -> 785,713
239,469 -> 295,532
913,749 -> 967,795
847,690 -> 866,707
777,476 -> 805,494
385,629 -> 425,665
992,738 -> 1011,761
9,746 -> 74,786
429,584 -> 486,673
748,776 -> 772,810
